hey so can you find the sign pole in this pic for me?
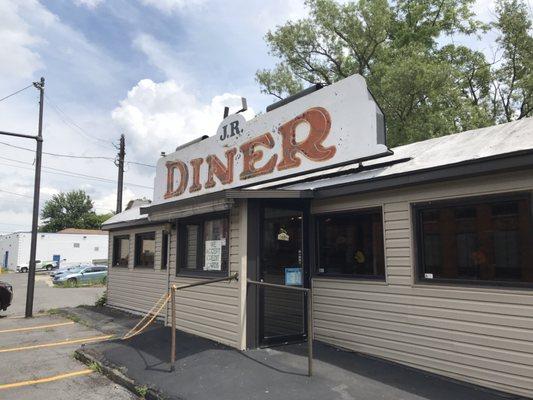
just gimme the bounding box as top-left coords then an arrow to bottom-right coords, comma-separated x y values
25,77 -> 44,318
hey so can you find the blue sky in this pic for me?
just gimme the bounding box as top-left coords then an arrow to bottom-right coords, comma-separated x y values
0,0 -> 501,232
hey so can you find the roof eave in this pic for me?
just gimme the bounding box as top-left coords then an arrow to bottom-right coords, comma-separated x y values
314,149 -> 533,199
101,218 -> 155,231
140,189 -> 314,215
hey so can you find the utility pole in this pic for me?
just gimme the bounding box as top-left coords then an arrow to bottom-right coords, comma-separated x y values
0,78 -> 44,317
115,134 -> 125,214
25,77 -> 44,318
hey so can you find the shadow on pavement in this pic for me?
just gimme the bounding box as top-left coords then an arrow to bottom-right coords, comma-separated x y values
73,308 -> 524,400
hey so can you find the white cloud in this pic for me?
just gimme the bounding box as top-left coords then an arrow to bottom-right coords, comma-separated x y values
133,33 -> 188,81
111,78 -> 255,163
74,0 -> 104,10
473,0 -> 497,22
0,1 -> 45,82
140,0 -> 204,14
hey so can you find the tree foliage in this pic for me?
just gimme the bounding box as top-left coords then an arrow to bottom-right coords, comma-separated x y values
39,190 -> 113,232
256,0 -> 532,146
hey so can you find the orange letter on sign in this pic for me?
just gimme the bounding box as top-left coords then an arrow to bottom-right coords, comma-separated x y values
239,133 -> 278,180
277,107 -> 336,171
189,158 -> 203,193
164,160 -> 188,198
205,148 -> 237,189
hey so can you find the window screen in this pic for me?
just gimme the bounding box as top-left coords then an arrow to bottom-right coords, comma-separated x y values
135,232 -> 156,268
179,215 -> 229,274
112,235 -> 129,267
416,194 -> 533,286
317,209 -> 385,278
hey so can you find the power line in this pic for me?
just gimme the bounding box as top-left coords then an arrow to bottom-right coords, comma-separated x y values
0,84 -> 34,103
0,160 -> 152,189
44,93 -> 115,147
0,140 -> 155,166
0,188 -> 33,199
0,156 -> 152,189
0,140 -> 114,160
127,161 -> 156,168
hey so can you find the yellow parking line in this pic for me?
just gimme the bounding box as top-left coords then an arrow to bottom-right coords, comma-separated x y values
0,321 -> 75,334
0,369 -> 93,390
0,334 -> 114,353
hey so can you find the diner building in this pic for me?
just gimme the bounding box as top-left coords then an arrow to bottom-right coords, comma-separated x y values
102,75 -> 533,398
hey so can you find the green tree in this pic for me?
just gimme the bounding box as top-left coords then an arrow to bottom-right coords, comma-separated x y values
39,190 -> 113,232
256,0 -> 532,146
492,0 -> 533,122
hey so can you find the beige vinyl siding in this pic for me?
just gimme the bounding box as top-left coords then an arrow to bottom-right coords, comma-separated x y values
311,169 -> 533,398
107,227 -> 168,317
167,201 -> 245,349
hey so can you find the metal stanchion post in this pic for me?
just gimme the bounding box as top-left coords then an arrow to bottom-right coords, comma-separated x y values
170,286 -> 176,371
307,290 -> 313,377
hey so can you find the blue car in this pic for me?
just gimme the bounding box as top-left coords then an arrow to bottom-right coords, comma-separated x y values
53,265 -> 108,285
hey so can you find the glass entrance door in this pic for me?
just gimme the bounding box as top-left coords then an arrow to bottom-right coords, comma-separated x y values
259,206 -> 307,346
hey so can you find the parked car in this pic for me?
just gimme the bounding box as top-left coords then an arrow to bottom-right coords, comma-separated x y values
17,260 -> 58,273
53,265 -> 107,285
50,262 -> 90,278
0,281 -> 13,311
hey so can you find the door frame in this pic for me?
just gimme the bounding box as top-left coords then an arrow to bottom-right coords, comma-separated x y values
246,198 -> 311,349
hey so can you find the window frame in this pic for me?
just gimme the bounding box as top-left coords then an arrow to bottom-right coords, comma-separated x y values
177,212 -> 230,277
161,231 -> 169,270
314,207 -> 386,281
134,231 -> 156,269
413,191 -> 533,289
112,235 -> 130,268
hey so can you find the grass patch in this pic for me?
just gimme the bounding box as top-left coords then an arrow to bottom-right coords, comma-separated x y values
135,385 -> 149,398
54,280 -> 106,289
67,314 -> 82,323
95,290 -> 107,307
47,308 -> 83,324
88,361 -> 103,374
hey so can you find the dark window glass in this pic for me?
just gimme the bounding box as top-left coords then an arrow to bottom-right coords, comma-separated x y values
161,232 -> 169,270
112,235 -> 129,267
417,195 -> 533,285
317,209 -> 385,278
179,216 -> 229,274
135,232 -> 155,268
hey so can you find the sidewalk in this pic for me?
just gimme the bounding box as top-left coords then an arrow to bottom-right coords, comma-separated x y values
71,306 -> 523,400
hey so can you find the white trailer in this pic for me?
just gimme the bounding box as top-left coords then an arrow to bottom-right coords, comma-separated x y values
0,230 -> 108,270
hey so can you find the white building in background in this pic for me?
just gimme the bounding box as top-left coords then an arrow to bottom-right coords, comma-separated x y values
0,228 -> 109,270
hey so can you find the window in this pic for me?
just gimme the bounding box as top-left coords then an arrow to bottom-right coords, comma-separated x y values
415,194 -> 533,286
112,235 -> 129,267
178,215 -> 229,274
73,243 -> 80,248
135,232 -> 156,268
161,231 -> 169,270
316,209 -> 385,278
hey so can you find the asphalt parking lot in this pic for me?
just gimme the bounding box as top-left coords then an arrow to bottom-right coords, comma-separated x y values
0,271 -> 105,317
0,271 -> 130,399
0,314 -> 137,399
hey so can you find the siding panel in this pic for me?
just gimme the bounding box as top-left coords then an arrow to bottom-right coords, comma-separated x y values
311,170 -> 533,397
168,202 -> 243,349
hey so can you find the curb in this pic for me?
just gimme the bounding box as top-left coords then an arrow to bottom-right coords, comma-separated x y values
74,348 -> 170,400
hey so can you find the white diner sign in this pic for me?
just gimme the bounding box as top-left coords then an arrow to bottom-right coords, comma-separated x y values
153,74 -> 388,204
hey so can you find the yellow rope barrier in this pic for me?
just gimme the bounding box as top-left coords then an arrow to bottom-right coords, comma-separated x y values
121,290 -> 169,339
122,291 -> 171,340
